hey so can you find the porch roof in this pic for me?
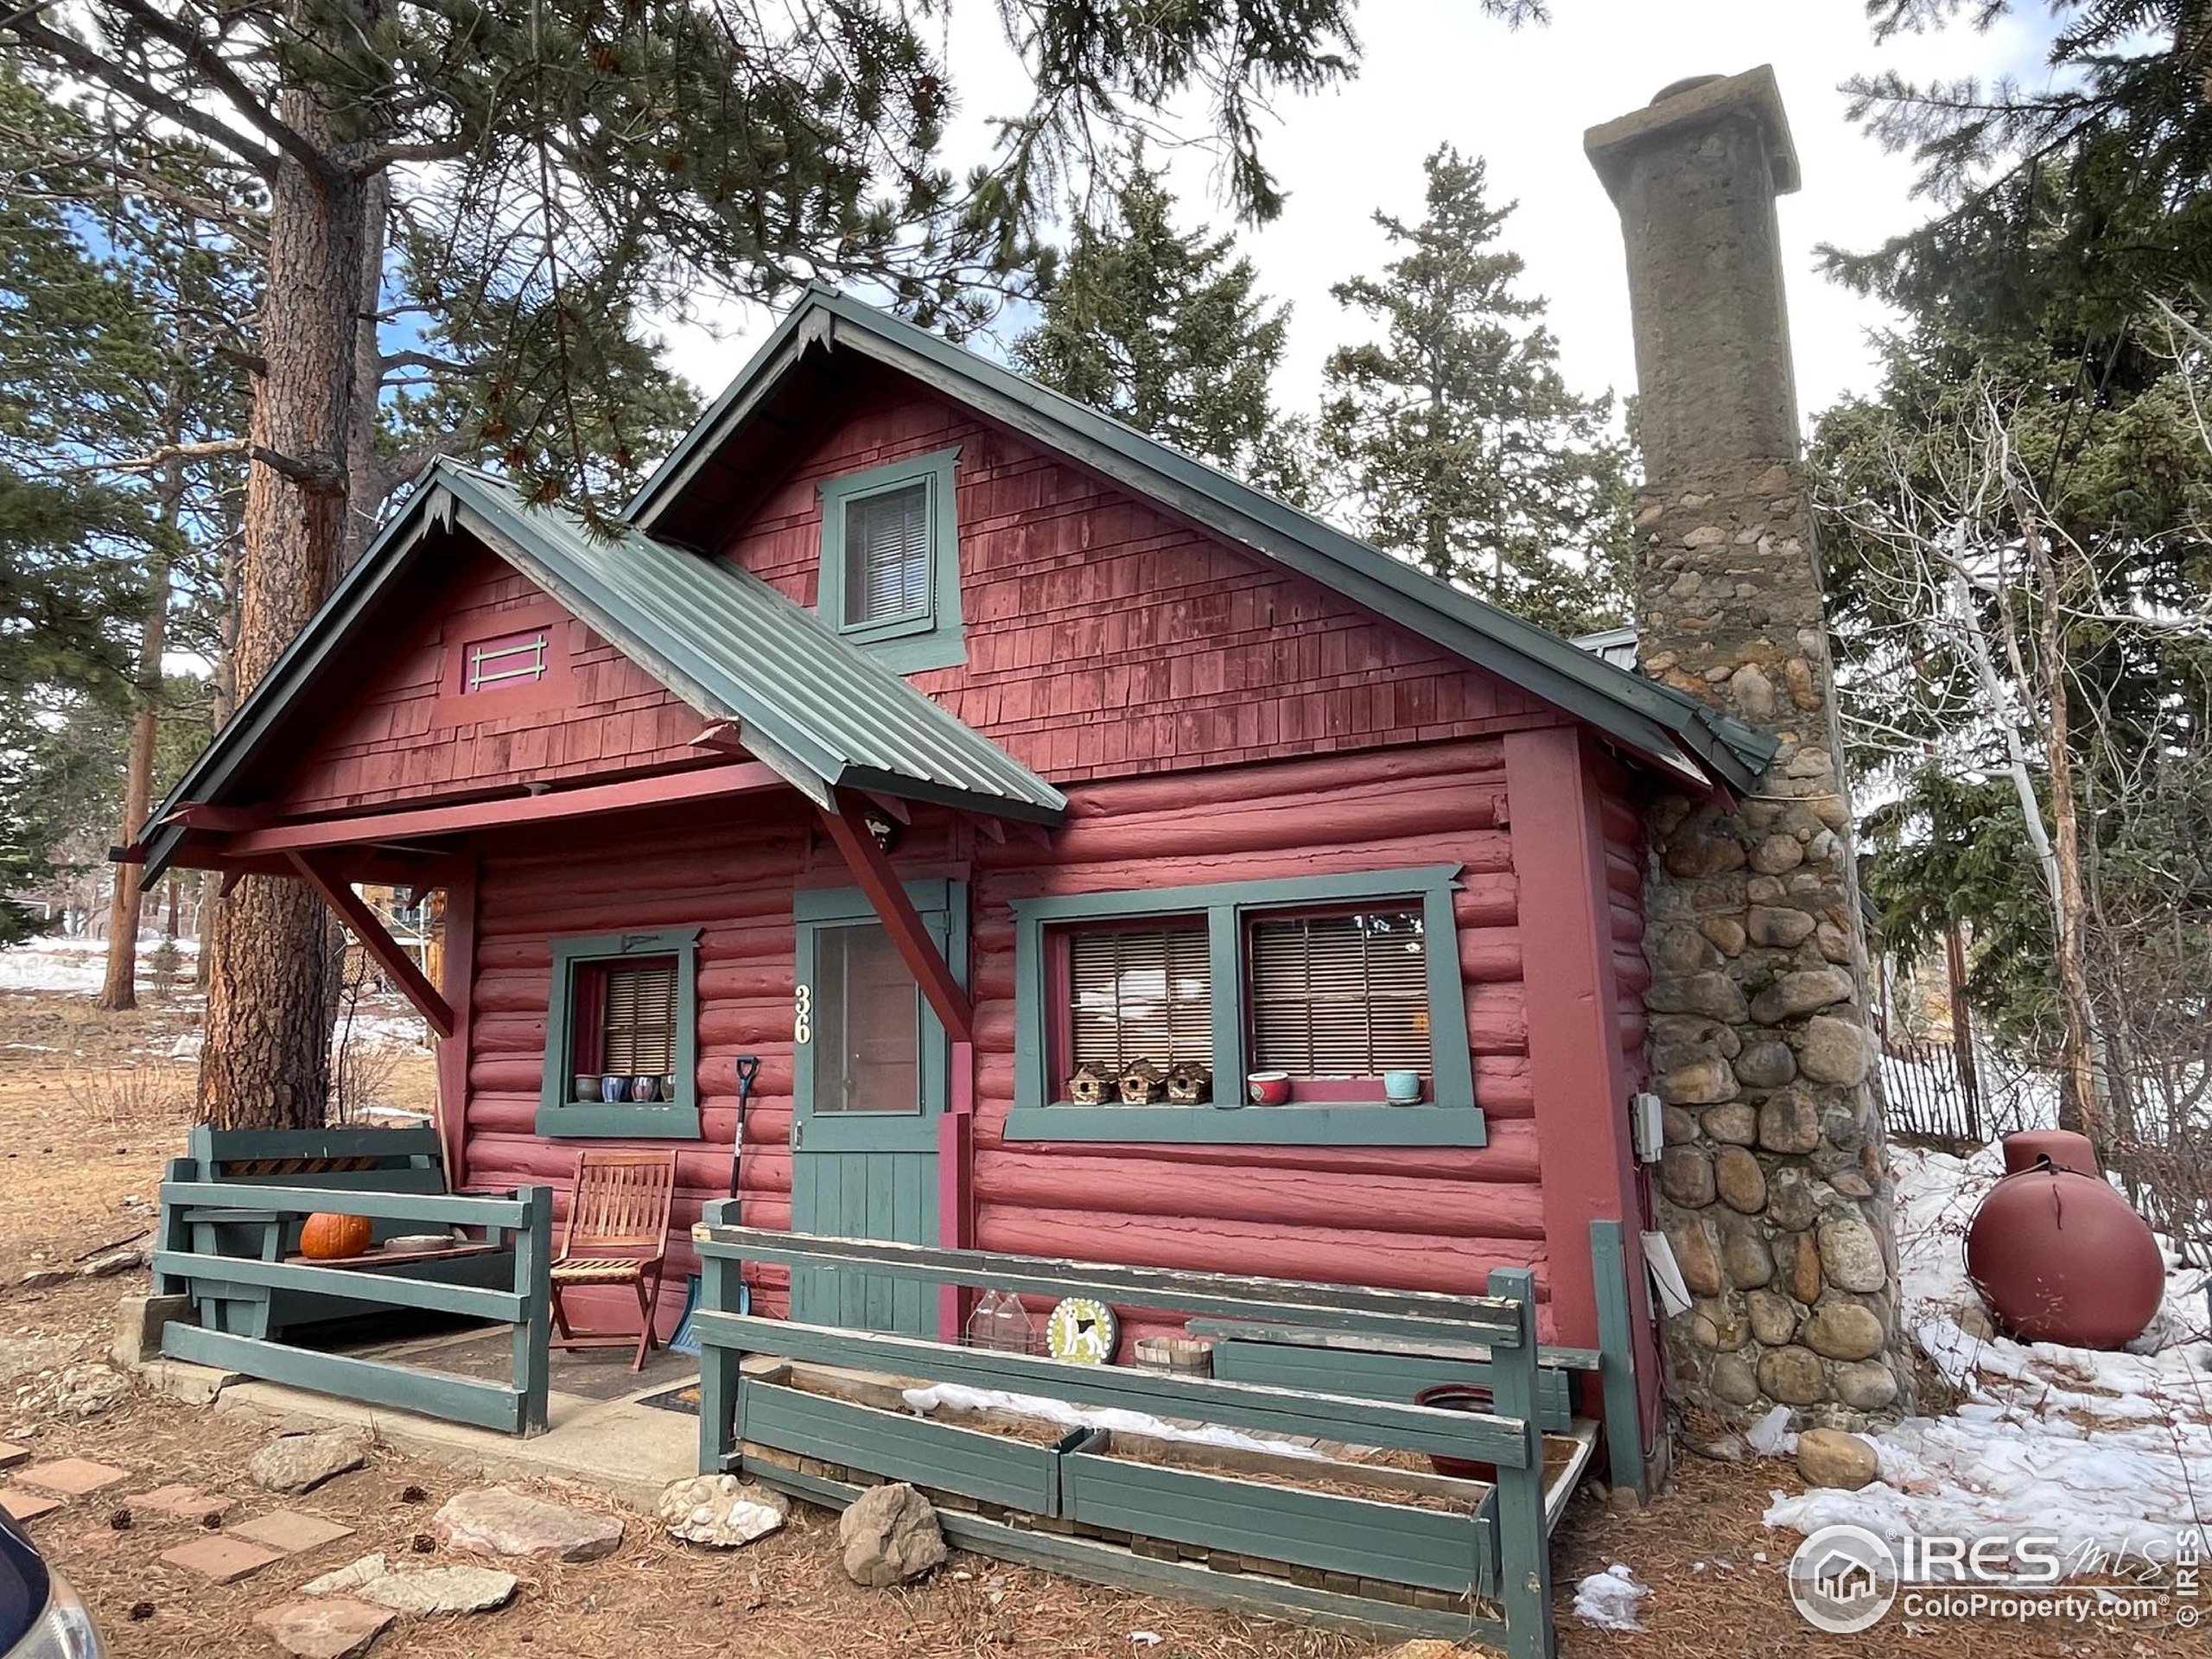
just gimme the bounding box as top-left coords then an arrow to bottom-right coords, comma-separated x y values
134,461 -> 1065,879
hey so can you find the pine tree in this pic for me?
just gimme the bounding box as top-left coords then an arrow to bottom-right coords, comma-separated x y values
1318,147 -> 1631,634
1014,151 -> 1292,478
0,0 -> 1382,1129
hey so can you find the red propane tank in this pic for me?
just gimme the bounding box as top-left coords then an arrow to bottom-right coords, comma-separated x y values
1965,1156 -> 2164,1350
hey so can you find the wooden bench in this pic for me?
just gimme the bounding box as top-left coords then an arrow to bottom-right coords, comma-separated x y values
156,1126 -> 515,1341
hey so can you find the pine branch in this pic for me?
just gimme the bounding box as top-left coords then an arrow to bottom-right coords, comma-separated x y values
3,16 -> 279,179
99,0 -> 335,181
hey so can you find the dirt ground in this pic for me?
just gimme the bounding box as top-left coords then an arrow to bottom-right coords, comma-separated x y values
0,987 -> 2199,1658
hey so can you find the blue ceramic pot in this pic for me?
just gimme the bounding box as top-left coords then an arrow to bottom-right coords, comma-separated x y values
629,1074 -> 659,1103
1382,1069 -> 1422,1104
599,1074 -> 626,1103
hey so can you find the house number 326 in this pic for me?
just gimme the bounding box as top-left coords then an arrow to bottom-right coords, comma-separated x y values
793,984 -> 811,1045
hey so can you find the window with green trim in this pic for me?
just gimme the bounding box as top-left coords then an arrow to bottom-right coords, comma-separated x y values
817,447 -> 964,672
1006,868 -> 1484,1147
537,927 -> 702,1139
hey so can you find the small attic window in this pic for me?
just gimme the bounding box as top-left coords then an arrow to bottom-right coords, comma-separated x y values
464,628 -> 550,692
817,446 -> 966,673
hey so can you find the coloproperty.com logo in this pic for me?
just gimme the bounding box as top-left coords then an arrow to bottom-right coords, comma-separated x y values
1786,1524 -> 2199,1634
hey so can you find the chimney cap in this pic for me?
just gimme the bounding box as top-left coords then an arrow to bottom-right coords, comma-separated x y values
1584,63 -> 1800,201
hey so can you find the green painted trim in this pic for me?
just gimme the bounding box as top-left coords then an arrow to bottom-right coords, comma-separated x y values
511,1185 -> 553,1436
1011,866 -> 1480,1142
1481,1266 -> 1557,1658
537,926 -> 702,1139
816,447 -> 965,672
739,1460 -> 1502,1645
692,1222 -> 1527,1336
156,1180 -> 533,1227
1001,1104 -> 1487,1147
693,1310 -> 1534,1465
166,1324 -> 530,1433
1208,1340 -> 1576,1433
1058,1442 -> 1494,1596
741,1376 -> 1060,1511
189,1125 -> 442,1165
1590,1218 -> 1647,1498
152,1250 -> 524,1322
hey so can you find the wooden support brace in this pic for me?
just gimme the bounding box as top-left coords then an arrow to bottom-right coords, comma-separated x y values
285,851 -> 456,1039
817,793 -> 974,1043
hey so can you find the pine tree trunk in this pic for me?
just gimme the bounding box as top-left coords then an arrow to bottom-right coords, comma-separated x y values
96,455 -> 181,1011
195,86 -> 368,1132
340,171 -> 390,571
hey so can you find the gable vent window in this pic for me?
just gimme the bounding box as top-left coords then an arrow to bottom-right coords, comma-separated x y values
464,628 -> 549,692
843,483 -> 931,627
1069,926 -> 1213,1075
1249,909 -> 1431,1078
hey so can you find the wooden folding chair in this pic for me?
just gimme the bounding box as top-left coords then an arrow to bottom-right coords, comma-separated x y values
549,1149 -> 678,1370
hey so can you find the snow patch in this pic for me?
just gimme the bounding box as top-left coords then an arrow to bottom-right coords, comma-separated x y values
899,1382 -> 1328,1461
1572,1564 -> 1649,1631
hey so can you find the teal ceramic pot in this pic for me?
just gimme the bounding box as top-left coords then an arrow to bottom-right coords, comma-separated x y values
1383,1070 -> 1422,1104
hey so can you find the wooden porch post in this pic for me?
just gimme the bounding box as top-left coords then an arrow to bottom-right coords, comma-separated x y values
436,853 -> 480,1187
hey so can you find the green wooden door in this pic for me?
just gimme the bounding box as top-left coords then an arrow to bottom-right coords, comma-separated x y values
790,882 -> 963,1336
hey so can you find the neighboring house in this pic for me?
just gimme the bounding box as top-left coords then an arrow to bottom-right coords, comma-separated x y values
128,274 -> 1777,1471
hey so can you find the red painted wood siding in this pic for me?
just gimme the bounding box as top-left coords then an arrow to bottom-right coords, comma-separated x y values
451,732 -> 1553,1330
718,389 -> 1553,782
273,550 -> 711,815
967,734 -> 1554,1335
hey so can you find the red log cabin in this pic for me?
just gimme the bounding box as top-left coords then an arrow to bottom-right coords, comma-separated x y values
131,285 -> 1773,1465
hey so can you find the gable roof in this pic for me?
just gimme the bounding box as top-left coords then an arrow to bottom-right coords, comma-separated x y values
626,283 -> 1776,794
137,462 -> 1064,878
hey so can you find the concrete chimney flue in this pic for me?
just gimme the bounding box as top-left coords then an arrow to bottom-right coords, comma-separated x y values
1585,68 -> 1910,1432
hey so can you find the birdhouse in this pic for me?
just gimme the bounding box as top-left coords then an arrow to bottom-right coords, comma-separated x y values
1117,1058 -> 1166,1105
1065,1063 -> 1114,1106
1164,1062 -> 1213,1104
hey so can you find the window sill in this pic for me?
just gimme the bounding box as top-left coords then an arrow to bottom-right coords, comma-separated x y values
1001,1104 -> 1488,1147
535,1103 -> 702,1140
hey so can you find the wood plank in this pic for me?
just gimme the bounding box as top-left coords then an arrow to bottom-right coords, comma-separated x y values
816,793 -> 975,1041
1185,1318 -> 1601,1370
154,1251 -> 524,1322
741,1458 -> 1503,1645
288,851 -> 454,1037
158,1180 -> 531,1227
222,761 -> 784,855
692,1311 -> 1533,1466
162,1325 -> 524,1433
691,1225 -> 1525,1344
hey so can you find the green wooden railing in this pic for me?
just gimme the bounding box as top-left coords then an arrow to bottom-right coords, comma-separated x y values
690,1214 -> 1562,1656
155,1175 -> 554,1436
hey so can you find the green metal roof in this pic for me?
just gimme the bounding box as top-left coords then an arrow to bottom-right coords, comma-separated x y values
627,283 -> 1775,794
137,461 -> 1063,878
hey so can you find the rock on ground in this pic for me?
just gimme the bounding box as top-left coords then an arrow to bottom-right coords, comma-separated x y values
251,1598 -> 396,1659
431,1486 -> 623,1562
301,1554 -> 388,1597
355,1565 -> 519,1616
1796,1427 -> 1880,1491
837,1482 -> 945,1587
248,1429 -> 371,1495
658,1474 -> 788,1548
48,1365 -> 128,1421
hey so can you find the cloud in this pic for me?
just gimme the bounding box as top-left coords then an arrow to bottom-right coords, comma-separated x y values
654,3 -> 2056,432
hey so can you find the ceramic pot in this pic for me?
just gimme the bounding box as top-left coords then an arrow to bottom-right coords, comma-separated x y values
1966,1159 -> 2164,1348
573,1074 -> 598,1103
599,1074 -> 626,1103
1246,1071 -> 1291,1106
1382,1070 -> 1422,1104
1412,1383 -> 1498,1483
629,1074 -> 658,1103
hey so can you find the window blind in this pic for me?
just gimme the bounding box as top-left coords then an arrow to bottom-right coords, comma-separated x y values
601,960 -> 677,1075
1249,909 -> 1431,1077
842,482 -> 931,626
1069,927 -> 1212,1071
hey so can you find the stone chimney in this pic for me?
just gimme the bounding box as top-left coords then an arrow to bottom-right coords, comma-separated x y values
1586,68 -> 1908,1428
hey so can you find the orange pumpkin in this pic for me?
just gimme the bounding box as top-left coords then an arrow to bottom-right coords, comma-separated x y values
300,1212 -> 373,1261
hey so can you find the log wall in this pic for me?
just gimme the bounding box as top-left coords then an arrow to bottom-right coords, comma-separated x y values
452,732 -> 1566,1337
